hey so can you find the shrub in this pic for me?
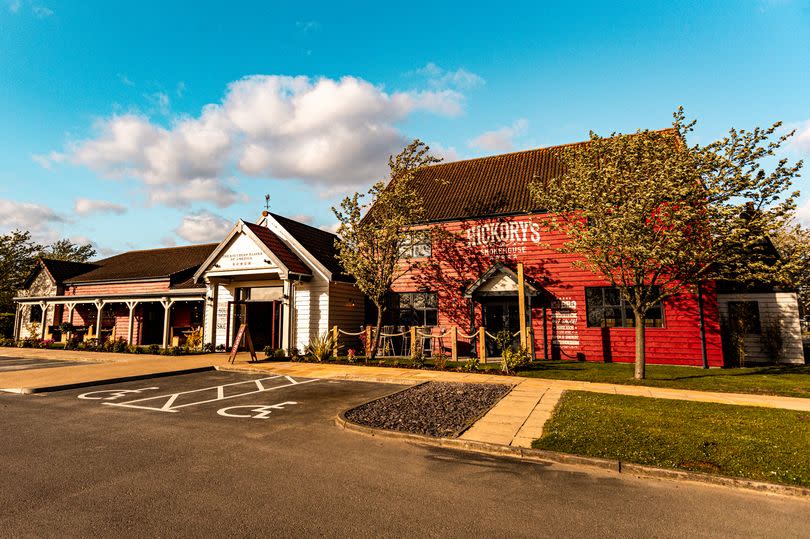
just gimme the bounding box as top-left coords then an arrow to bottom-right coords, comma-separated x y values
215,344 -> 226,352
274,348 -> 286,358
501,347 -> 530,374
287,346 -> 300,359
185,327 -> 203,350
129,345 -> 143,354
494,329 -> 514,355
111,338 -> 128,353
305,332 -> 337,362
82,338 -> 101,352
433,353 -> 449,370
0,337 -> 14,347
202,342 -> 214,353
463,357 -> 480,372
346,348 -> 356,363
263,345 -> 275,358
147,344 -> 161,355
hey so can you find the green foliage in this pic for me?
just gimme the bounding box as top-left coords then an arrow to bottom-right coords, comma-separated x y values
305,331 -> 337,362
462,357 -> 480,372
332,140 -> 441,359
147,344 -> 161,355
263,345 -> 275,358
0,231 -> 96,322
185,327 -> 202,350
202,342 -> 214,353
771,222 -> 810,315
494,330 -> 513,355
432,352 -> 449,370
534,391 -> 810,487
501,347 -> 530,374
529,108 -> 803,379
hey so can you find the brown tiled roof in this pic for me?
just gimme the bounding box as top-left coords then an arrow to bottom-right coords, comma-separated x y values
25,258 -> 100,287
243,222 -> 312,276
64,243 -> 218,284
403,130 -> 676,222
269,213 -> 351,281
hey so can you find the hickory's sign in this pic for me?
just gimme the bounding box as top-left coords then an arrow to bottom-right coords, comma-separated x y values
465,219 -> 541,257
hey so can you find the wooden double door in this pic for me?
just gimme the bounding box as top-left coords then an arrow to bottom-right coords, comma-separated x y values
232,301 -> 283,351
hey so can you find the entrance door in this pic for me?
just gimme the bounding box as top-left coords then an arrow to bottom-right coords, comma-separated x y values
140,303 -> 164,345
481,297 -> 520,355
246,301 -> 283,351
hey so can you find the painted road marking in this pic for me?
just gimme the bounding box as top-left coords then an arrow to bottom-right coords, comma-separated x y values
101,376 -> 319,413
78,387 -> 159,400
216,401 -> 298,419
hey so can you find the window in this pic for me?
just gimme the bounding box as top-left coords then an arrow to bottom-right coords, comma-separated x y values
585,287 -> 664,328
29,304 -> 42,323
389,292 -> 438,327
400,231 -> 431,259
190,303 -> 203,327
728,301 -> 761,334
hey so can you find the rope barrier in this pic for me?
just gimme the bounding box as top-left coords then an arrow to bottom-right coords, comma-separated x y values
337,329 -> 365,336
379,331 -> 408,337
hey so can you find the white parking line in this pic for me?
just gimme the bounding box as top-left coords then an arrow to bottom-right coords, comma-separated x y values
101,375 -> 319,413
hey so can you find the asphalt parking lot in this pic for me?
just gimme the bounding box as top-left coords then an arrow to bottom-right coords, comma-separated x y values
0,355 -> 91,372
1,370 -> 808,538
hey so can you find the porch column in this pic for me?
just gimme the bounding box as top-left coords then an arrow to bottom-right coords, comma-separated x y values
126,301 -> 139,345
39,301 -> 48,339
95,300 -> 105,341
208,281 -> 219,347
13,303 -> 21,340
281,280 -> 292,351
66,303 -> 76,326
161,298 -> 174,348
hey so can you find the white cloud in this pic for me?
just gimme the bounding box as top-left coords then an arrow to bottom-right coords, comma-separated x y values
176,81 -> 186,98
411,63 -> 485,90
287,214 -> 313,224
175,211 -> 232,243
428,141 -> 461,163
147,178 -> 247,208
118,73 -> 135,87
8,0 -> 20,13
0,198 -> 66,243
318,222 -> 340,234
147,91 -> 171,115
469,118 -> 529,152
74,198 -> 128,215
38,74 -> 468,204
789,119 -> 810,154
32,5 -> 52,17
296,20 -> 320,32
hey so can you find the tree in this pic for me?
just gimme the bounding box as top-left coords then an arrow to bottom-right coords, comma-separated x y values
529,108 -> 802,379
46,239 -> 96,262
772,222 -> 810,315
333,140 -> 441,359
0,231 -> 96,337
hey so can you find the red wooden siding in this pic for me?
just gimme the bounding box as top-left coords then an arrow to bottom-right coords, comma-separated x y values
64,281 -> 171,296
393,213 -> 724,366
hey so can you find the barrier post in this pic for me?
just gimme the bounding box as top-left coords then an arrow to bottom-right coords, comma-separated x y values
365,325 -> 372,357
332,325 -> 339,359
410,326 -> 417,357
450,326 -> 458,362
478,326 -> 486,363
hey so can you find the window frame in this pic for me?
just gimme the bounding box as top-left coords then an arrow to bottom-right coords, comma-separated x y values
389,291 -> 439,327
585,286 -> 665,329
400,230 -> 432,259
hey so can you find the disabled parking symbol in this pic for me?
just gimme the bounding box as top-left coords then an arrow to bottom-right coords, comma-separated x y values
216,401 -> 298,419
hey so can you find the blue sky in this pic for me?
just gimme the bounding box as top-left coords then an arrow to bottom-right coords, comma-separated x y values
1,0 -> 809,256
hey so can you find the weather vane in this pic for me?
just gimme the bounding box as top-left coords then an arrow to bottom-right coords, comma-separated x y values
264,194 -> 271,211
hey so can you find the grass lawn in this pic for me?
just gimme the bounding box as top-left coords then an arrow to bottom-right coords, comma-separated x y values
518,361 -> 810,398
533,391 -> 810,487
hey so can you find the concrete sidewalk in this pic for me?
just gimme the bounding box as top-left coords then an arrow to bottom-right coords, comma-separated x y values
4,349 -> 809,448
0,352 -> 219,393
224,357 -> 810,448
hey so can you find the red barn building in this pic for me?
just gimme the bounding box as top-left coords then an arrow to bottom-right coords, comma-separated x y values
383,143 -> 727,366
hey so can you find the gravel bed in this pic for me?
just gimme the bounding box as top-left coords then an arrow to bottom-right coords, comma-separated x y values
344,382 -> 511,437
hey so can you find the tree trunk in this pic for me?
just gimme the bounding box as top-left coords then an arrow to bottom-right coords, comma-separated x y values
368,306 -> 384,360
634,310 -> 646,380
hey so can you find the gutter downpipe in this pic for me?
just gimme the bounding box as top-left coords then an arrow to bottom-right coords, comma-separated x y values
697,282 -> 709,369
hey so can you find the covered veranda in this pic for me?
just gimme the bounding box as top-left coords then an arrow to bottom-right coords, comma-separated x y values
13,290 -> 205,348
